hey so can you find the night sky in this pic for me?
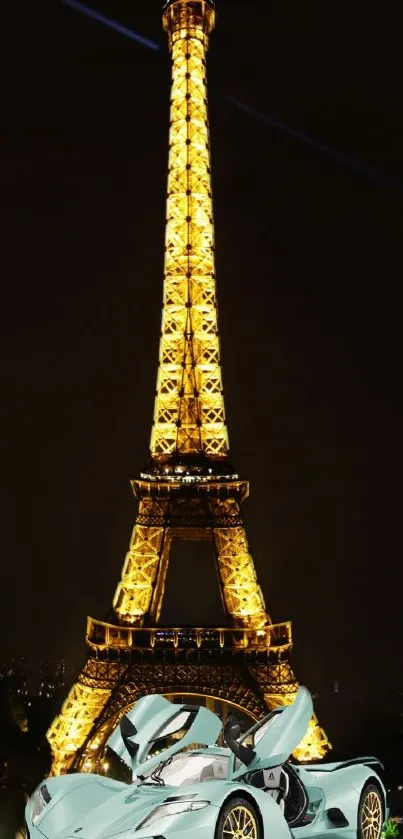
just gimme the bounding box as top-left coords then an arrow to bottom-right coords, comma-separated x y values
2,0 -> 402,724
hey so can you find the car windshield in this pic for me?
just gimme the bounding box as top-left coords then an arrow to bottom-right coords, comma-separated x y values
141,752 -> 229,787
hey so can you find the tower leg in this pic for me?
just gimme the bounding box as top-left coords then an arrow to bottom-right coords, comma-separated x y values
250,654 -> 330,761
210,498 -> 268,628
47,673 -> 110,774
47,657 -> 128,775
112,497 -> 168,624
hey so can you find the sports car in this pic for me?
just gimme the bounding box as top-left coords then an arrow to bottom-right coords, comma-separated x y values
25,687 -> 387,839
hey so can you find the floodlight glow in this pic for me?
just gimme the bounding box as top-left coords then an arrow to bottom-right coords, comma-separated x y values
229,97 -> 403,196
61,0 -> 160,51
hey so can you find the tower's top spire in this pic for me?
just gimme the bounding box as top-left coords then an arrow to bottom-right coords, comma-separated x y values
163,0 -> 215,12
163,0 -> 215,48
149,0 -> 228,476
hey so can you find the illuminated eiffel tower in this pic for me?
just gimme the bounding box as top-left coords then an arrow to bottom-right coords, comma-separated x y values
47,0 -> 331,775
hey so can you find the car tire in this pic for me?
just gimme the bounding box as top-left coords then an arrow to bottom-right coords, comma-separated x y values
216,797 -> 261,839
357,783 -> 384,839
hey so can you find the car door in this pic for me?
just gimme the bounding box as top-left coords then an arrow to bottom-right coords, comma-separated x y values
228,686 -> 313,779
107,694 -> 222,775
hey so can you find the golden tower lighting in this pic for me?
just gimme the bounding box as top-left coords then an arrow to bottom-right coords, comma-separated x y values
47,0 -> 331,775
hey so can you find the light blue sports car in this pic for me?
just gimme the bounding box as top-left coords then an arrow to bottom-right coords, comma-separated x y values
25,687 -> 387,839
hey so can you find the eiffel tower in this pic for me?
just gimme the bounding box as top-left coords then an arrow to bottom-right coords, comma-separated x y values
47,0 -> 331,775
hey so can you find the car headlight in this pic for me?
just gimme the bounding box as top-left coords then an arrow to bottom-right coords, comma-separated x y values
137,799 -> 210,830
31,785 -> 51,824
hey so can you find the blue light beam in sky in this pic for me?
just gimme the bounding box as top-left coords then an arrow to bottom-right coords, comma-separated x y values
61,0 -> 161,51
61,1 -> 402,197
228,98 -> 403,197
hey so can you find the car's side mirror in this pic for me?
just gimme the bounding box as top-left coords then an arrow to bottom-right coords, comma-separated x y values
120,715 -> 139,759
223,716 -> 255,766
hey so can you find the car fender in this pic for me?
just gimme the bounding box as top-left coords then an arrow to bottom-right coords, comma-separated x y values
296,763 -> 387,828
346,766 -> 388,821
339,765 -> 386,798
207,781 -> 292,839
302,762 -> 385,800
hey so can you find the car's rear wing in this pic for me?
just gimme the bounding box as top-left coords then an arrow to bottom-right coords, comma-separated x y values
303,756 -> 385,773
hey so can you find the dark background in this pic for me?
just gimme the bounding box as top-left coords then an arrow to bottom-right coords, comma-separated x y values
1,0 -> 402,749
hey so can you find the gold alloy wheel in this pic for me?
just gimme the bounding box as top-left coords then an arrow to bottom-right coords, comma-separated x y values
222,805 -> 258,839
360,788 -> 383,839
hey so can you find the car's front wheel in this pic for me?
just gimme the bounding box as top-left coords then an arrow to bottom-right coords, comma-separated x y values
357,783 -> 384,839
216,797 -> 261,839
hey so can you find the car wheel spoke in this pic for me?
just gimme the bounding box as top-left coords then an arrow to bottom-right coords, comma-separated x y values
222,805 -> 258,839
361,787 -> 383,839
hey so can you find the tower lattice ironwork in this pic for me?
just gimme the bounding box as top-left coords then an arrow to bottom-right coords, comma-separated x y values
47,0 -> 331,775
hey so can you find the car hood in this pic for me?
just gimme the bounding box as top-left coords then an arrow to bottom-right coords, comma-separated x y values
34,780 -> 209,839
108,694 -> 222,776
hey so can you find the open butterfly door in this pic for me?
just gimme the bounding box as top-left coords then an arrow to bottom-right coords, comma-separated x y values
227,686 -> 313,779
107,694 -> 222,775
